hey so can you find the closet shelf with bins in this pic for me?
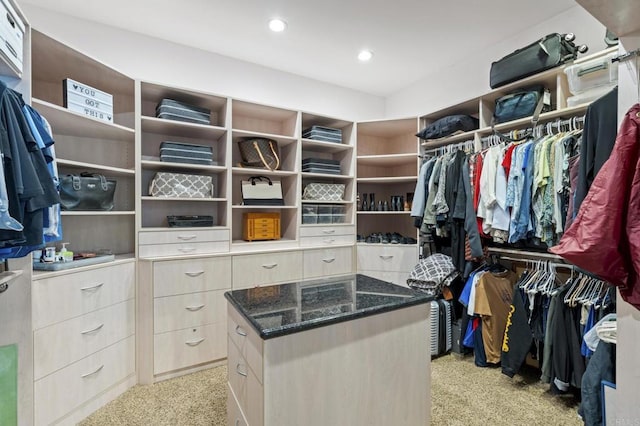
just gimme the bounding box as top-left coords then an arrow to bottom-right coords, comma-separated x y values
138,81 -> 229,231
31,30 -> 136,258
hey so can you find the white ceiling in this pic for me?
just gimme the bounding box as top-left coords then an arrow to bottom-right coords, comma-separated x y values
21,0 -> 579,97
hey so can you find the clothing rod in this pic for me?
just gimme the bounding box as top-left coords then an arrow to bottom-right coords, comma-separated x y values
496,255 -> 574,270
480,115 -> 585,143
612,49 -> 640,63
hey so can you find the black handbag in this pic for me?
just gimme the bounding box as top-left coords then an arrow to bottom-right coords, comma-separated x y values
237,138 -> 281,171
416,115 -> 479,140
59,173 -> 117,211
490,33 -> 585,89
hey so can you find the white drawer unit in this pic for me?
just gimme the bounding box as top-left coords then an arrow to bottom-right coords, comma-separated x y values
232,251 -> 303,289
303,247 -> 354,279
153,290 -> 227,334
356,245 -> 417,274
34,335 -> 135,426
33,299 -> 135,381
32,262 -> 135,330
299,225 -> 355,247
153,322 -> 226,375
138,228 -> 230,258
228,303 -> 263,383
152,256 -> 231,298
227,384 -> 249,426
299,234 -> 355,247
227,331 -> 264,426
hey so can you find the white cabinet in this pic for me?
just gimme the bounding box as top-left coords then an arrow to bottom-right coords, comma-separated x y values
138,256 -> 232,383
139,228 -> 230,258
299,225 -> 355,247
232,251 -> 303,289
303,246 -> 354,279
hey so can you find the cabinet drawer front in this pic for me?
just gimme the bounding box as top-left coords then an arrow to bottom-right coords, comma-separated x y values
138,229 -> 229,245
358,270 -> 410,287
232,251 -> 303,289
356,245 -> 417,272
153,323 -> 226,375
153,256 -> 231,297
139,240 -> 229,258
303,247 -> 354,279
154,290 -> 227,334
299,235 -> 354,247
34,299 -> 135,381
227,337 -> 264,426
227,384 -> 249,426
32,262 -> 135,330
299,225 -> 355,238
34,336 -> 135,426
228,305 -> 263,383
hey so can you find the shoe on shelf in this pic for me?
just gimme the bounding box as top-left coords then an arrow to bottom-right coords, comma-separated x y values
390,232 -> 402,244
381,233 -> 391,244
366,233 -> 380,244
404,236 -> 417,245
356,234 -> 365,243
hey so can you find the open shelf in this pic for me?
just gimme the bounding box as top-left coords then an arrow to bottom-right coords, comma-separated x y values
57,159 -> 135,176
141,116 -> 227,139
141,159 -> 226,173
232,129 -> 298,147
61,211 -> 136,216
141,197 -> 225,202
357,177 -> 417,183
357,154 -> 417,167
301,139 -> 353,153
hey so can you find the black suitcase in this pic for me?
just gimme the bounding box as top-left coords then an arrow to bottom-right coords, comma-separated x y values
302,158 -> 341,174
302,126 -> 343,143
156,99 -> 211,125
430,299 -> 453,357
490,33 -> 587,89
160,141 -> 215,165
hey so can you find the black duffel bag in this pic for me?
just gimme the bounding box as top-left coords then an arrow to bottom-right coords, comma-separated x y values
416,114 -> 479,140
490,33 -> 586,89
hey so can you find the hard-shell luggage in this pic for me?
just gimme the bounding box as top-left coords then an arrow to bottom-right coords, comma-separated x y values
490,33 -> 587,89
430,299 -> 453,357
302,158 -> 341,175
302,126 -> 342,143
160,141 -> 215,165
156,99 -> 211,125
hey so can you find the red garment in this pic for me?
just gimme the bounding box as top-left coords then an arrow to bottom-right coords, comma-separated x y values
473,153 -> 486,236
502,144 -> 517,178
550,104 -> 640,309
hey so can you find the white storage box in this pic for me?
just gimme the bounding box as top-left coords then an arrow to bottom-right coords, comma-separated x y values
566,84 -> 616,108
564,51 -> 618,95
0,0 -> 25,75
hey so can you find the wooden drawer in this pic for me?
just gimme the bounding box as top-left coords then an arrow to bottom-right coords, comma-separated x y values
228,304 -> 263,383
299,225 -> 355,238
227,334 -> 264,426
139,240 -> 229,258
34,299 -> 135,381
358,270 -> 410,287
34,335 -> 135,426
228,384 -> 249,426
153,322 -> 226,375
154,290 -> 226,334
153,256 -> 231,298
32,262 -> 135,330
139,228 -> 229,245
356,245 -> 417,273
299,234 -> 355,247
232,251 -> 303,289
303,247 -> 354,279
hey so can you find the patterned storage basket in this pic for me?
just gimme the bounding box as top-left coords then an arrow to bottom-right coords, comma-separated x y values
302,183 -> 345,201
149,172 -> 213,198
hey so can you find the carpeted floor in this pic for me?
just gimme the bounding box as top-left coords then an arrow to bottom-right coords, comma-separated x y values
80,354 -> 582,425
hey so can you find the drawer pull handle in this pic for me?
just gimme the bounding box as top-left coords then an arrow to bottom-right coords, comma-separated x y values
185,338 -> 205,346
184,271 -> 205,277
177,234 -> 197,241
323,239 -> 335,244
262,263 -> 278,269
235,420 -> 241,426
379,255 -> 394,260
80,282 -> 104,292
81,364 -> 104,378
185,304 -> 205,312
235,325 -> 247,336
322,229 -> 336,234
178,247 -> 196,253
236,363 -> 247,377
81,323 -> 104,335
322,258 -> 336,263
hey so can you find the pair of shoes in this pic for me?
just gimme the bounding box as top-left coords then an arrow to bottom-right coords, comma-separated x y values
401,236 -> 417,245
380,233 -> 390,244
356,234 -> 365,243
390,232 -> 402,244
366,233 -> 382,244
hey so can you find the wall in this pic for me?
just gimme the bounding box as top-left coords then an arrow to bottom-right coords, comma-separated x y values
385,5 -> 607,118
19,4 -> 385,122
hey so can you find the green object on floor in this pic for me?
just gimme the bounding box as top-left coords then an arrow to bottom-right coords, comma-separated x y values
0,344 -> 17,426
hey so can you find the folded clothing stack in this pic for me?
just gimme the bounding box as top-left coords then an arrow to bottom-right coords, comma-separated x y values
302,125 -> 342,143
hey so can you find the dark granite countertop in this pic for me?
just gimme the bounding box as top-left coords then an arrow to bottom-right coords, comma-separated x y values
224,274 -> 433,340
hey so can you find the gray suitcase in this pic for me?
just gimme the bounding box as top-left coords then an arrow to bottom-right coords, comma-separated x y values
302,126 -> 342,143
430,299 -> 453,357
160,141 -> 215,165
156,99 -> 211,125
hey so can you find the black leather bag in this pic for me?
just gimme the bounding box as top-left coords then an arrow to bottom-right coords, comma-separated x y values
490,33 -> 583,89
416,115 -> 479,140
59,173 -> 116,211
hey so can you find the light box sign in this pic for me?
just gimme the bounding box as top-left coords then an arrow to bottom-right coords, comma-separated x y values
63,78 -> 114,123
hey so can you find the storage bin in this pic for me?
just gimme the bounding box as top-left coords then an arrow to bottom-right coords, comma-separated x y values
302,204 -> 318,224
331,205 -> 346,223
564,51 -> 618,95
566,84 -> 616,108
316,205 -> 332,224
302,126 -> 342,143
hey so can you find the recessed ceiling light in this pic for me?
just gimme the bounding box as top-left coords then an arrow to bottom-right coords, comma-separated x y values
269,18 -> 287,32
358,50 -> 374,62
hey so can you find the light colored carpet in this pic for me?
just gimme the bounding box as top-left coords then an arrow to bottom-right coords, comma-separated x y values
80,354 -> 582,425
